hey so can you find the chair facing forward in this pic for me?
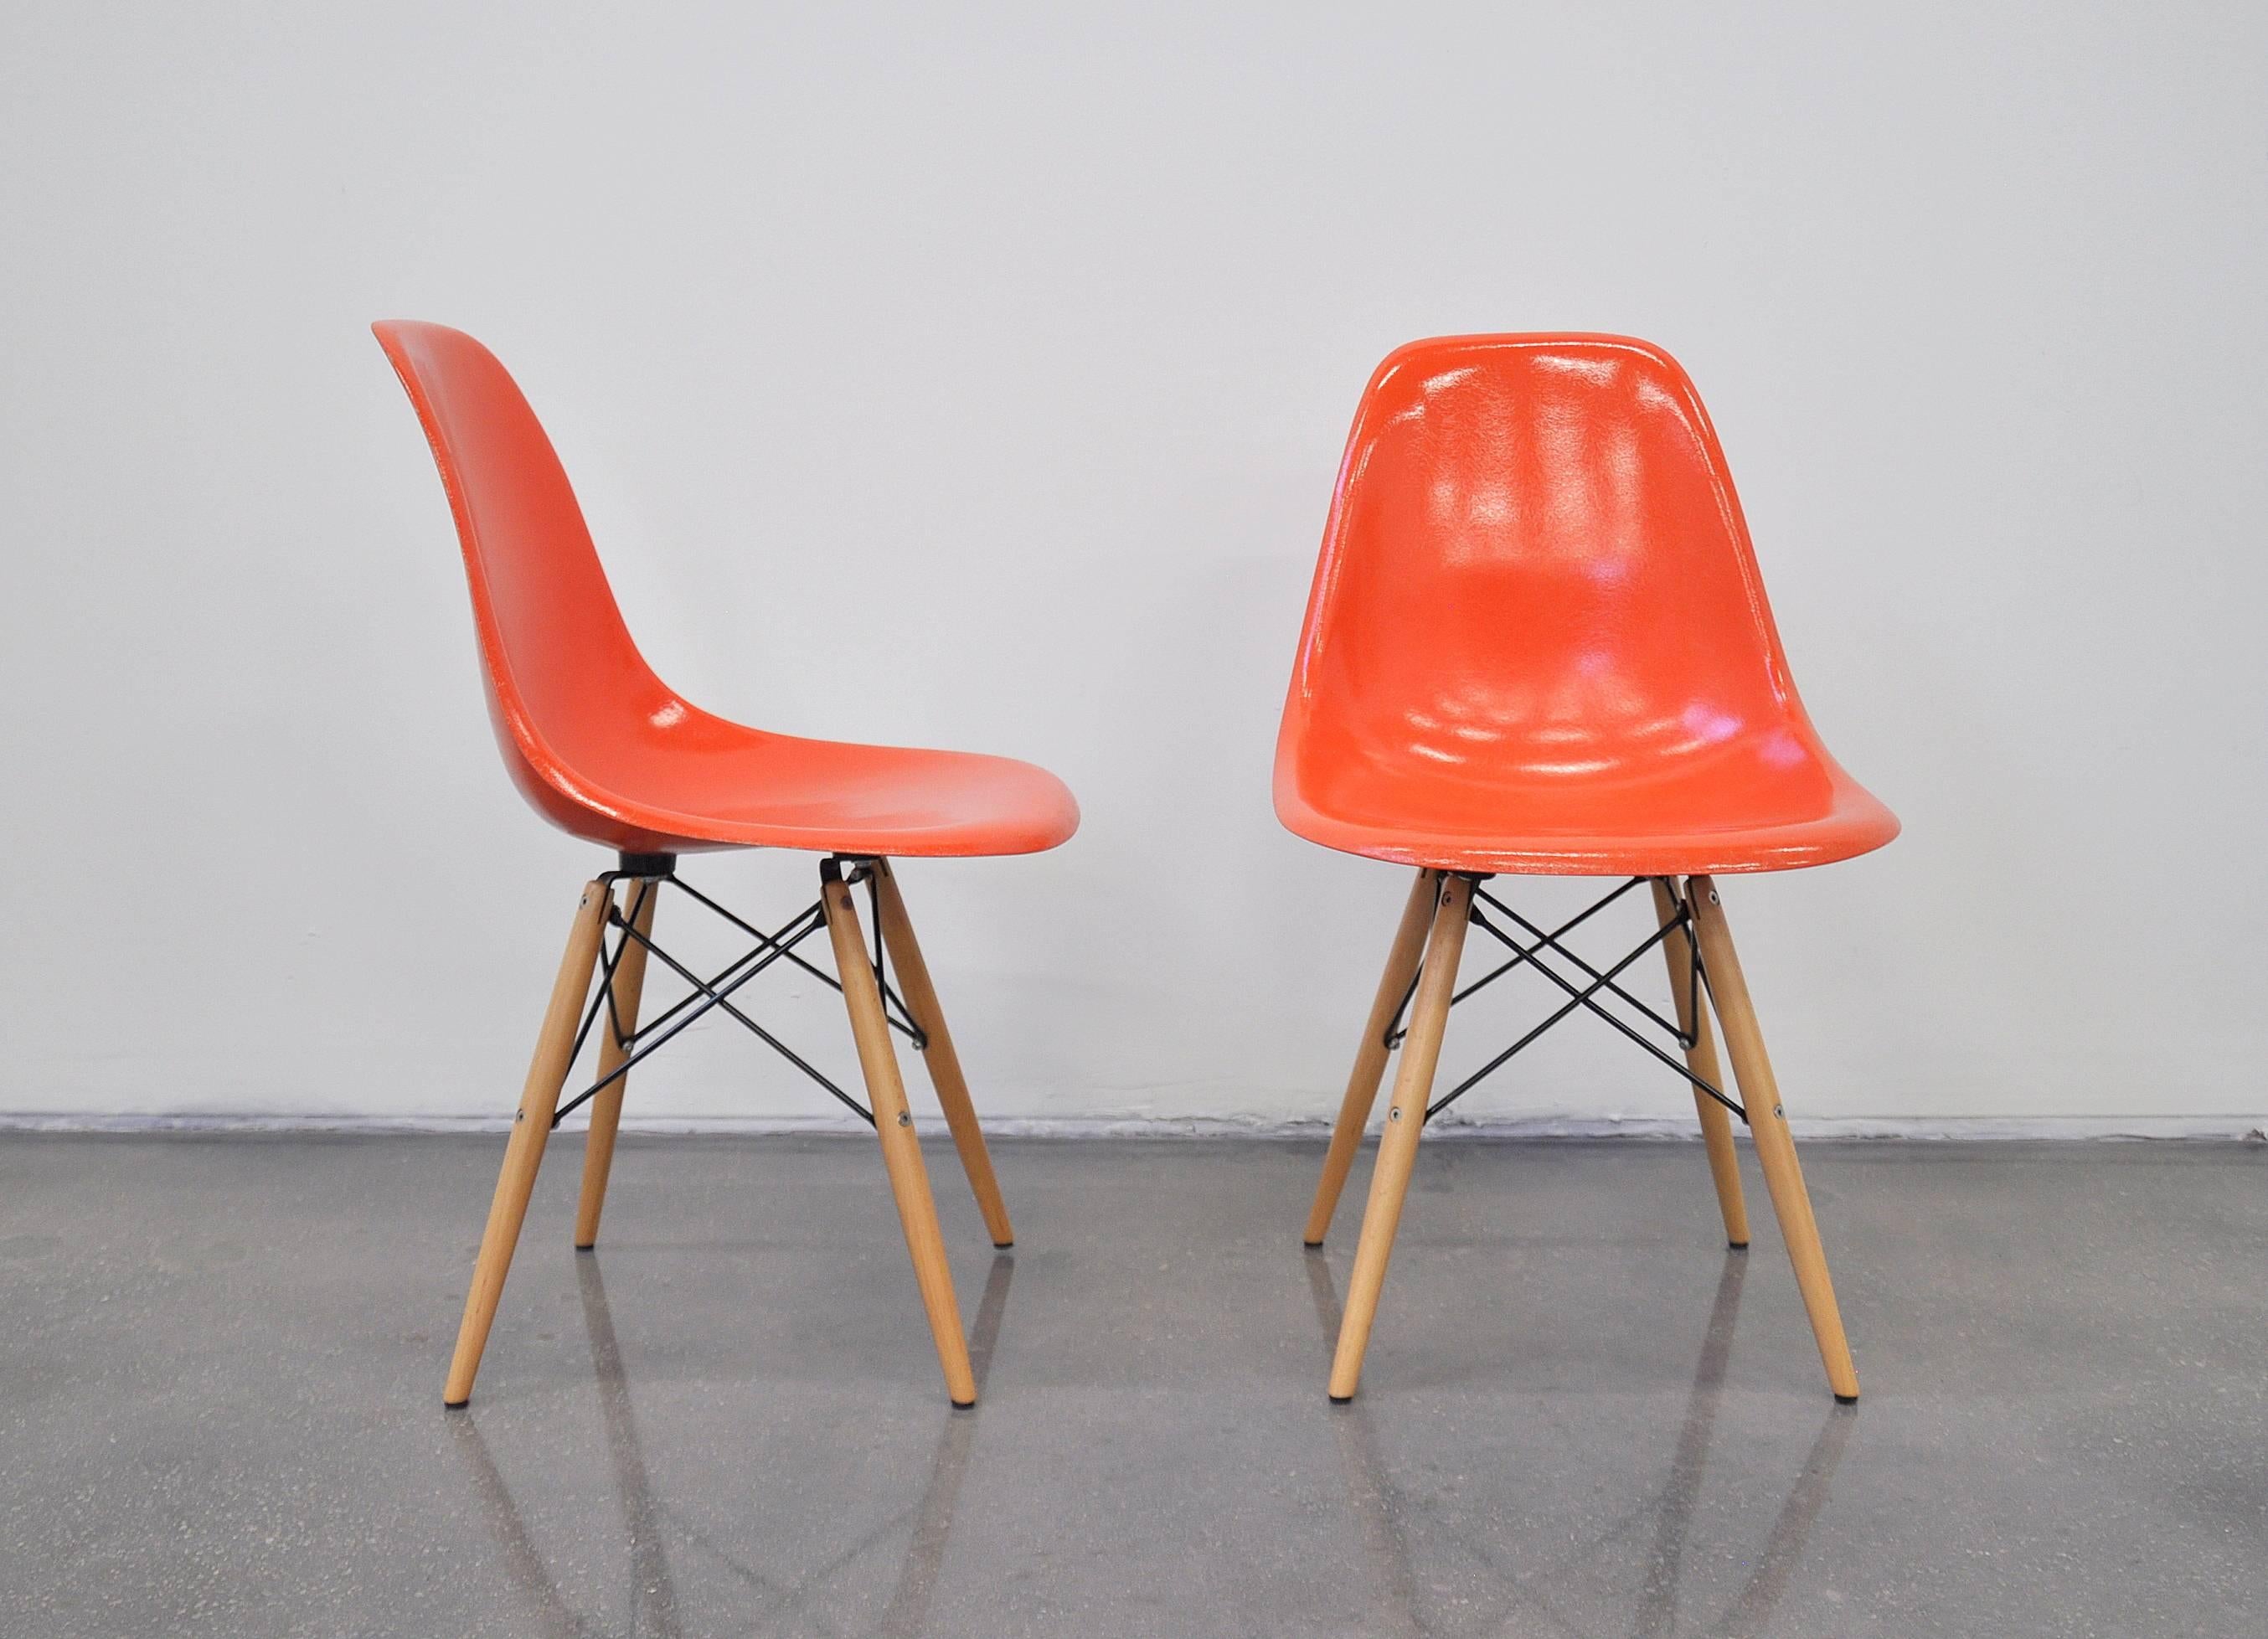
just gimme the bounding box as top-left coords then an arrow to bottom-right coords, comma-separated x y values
375,320 -> 1077,1408
1280,334 -> 1897,1403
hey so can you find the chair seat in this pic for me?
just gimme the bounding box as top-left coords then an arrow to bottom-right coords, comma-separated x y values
526,708 -> 1080,859
1276,737 -> 1898,877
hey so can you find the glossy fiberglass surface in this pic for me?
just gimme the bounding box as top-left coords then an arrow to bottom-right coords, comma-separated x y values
374,321 -> 1078,858
1276,335 -> 1895,875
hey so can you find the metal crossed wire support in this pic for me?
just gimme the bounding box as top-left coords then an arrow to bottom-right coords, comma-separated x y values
1389,874 -> 1745,1126
548,853 -> 926,1133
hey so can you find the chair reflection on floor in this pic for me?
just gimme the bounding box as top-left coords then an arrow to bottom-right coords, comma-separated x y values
448,1412 -> 595,1637
1302,1254 -> 1426,1639
1304,1247 -> 1853,1636
449,1251 -> 1015,1635
577,1257 -> 682,1638
875,1253 -> 1016,1637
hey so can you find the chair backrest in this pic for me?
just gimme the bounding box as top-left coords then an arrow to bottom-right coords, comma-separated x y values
374,321 -> 678,828
1278,334 -> 1823,805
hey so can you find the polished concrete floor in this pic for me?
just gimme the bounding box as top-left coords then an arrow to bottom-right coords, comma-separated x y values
2,1132 -> 2264,1636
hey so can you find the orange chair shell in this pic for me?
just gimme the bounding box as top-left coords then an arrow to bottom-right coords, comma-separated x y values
374,320 -> 1079,860
1275,334 -> 1895,878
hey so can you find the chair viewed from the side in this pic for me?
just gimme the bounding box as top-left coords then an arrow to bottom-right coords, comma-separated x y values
374,320 -> 1079,1409
1278,334 -> 1898,1404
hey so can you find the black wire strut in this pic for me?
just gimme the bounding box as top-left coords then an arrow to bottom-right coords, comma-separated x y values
1396,874 -> 1746,1126
547,852 -> 930,1134
1385,874 -> 1652,1049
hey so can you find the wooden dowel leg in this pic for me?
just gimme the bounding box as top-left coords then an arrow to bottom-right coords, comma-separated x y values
1305,868 -> 1438,1248
822,863 -> 977,1407
574,879 -> 659,1250
1652,879 -> 1750,1249
1687,875 -> 1860,1403
445,877 -> 611,1407
872,859 -> 1014,1249
1327,873 -> 1472,1403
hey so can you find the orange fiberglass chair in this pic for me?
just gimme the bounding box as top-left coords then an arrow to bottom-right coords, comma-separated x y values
375,320 -> 1077,1409
1281,335 -> 1897,1404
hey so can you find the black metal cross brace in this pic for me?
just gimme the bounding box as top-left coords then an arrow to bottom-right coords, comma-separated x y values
1387,874 -> 1745,1126
549,855 -> 925,1132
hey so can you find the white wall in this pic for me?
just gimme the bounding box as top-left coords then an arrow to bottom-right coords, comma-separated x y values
3,3 -> 2262,1129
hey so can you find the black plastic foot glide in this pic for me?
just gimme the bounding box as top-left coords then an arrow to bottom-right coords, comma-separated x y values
1834,1393 -> 1859,1405
1327,1393 -> 1353,1404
